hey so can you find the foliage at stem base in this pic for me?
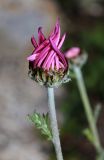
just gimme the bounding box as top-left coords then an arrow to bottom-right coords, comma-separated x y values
28,112 -> 53,141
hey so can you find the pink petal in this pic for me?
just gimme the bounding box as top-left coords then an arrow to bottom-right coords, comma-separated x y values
35,51 -> 47,67
34,39 -> 49,53
49,37 -> 67,68
59,61 -> 65,68
58,33 -> 66,49
51,59 -> 55,70
55,55 -> 59,70
53,22 -> 60,46
50,19 -> 60,46
44,51 -> 55,70
42,50 -> 54,69
50,19 -> 58,37
31,36 -> 38,48
65,47 -> 80,59
35,46 -> 50,67
38,27 -> 46,44
27,54 -> 37,61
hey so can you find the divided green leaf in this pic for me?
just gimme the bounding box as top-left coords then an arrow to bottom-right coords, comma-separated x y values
28,112 -> 52,141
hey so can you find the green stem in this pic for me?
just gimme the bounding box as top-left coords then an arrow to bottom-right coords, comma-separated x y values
47,87 -> 64,160
73,66 -> 102,154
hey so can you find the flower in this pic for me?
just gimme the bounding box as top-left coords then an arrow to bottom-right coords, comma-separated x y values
27,19 -> 78,87
65,47 -> 80,59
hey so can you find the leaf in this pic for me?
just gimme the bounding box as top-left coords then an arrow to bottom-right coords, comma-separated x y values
83,128 -> 95,145
28,112 -> 53,141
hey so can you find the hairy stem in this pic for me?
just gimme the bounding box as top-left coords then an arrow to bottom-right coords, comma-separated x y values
73,66 -> 102,154
47,87 -> 64,160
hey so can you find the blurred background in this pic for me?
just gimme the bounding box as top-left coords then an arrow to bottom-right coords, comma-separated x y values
0,0 -> 104,160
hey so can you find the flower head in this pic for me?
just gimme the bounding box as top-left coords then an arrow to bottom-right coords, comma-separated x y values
27,19 -> 78,87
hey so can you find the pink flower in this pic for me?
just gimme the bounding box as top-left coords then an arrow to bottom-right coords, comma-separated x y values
27,19 -> 79,87
27,19 -> 68,72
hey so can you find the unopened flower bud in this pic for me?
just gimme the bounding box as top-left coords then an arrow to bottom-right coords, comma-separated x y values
65,47 -> 80,59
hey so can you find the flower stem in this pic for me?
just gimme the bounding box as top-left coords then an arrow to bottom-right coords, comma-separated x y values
47,87 -> 64,160
73,66 -> 102,154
